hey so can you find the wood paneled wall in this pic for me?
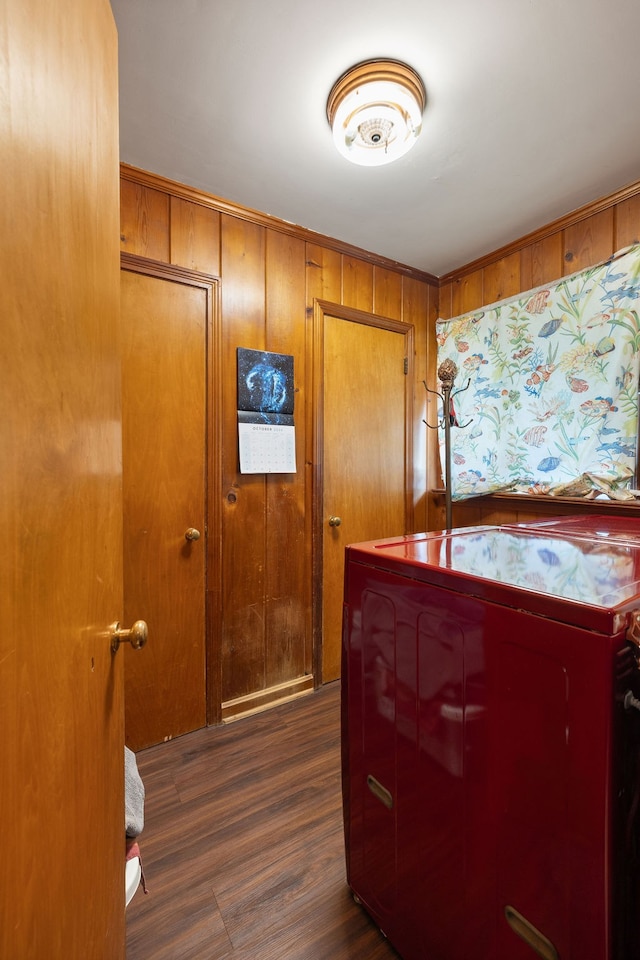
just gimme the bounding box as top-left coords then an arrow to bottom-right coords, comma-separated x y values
120,163 -> 640,718
431,179 -> 640,531
119,165 -> 437,722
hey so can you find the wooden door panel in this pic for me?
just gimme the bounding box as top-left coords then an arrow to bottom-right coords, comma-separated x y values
1,0 -> 124,955
121,270 -> 208,749
320,310 -> 413,682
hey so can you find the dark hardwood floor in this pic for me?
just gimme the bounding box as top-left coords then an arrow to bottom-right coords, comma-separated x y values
126,681 -> 399,959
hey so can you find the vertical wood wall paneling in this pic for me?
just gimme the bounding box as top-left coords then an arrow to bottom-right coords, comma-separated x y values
305,244 -> 342,682
263,230 -> 312,692
425,273 -> 446,531
373,265 -> 403,320
166,198 -> 223,720
451,270 -> 484,318
119,179 -> 170,262
428,270 -> 475,531
482,251 -> 521,307
438,279 -> 453,321
305,244 -> 343,305
342,255 -> 374,311
207,276 -> 224,725
562,208 -> 615,274
519,233 -> 564,291
119,167 -> 640,718
616,195 -> 640,249
428,186 -> 640,532
305,250 -> 436,675
220,215 -> 268,707
170,196 -> 221,276
426,278 -> 445,531
403,276 -> 431,533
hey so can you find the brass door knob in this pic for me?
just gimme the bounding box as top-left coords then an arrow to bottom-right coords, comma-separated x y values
328,516 -> 342,527
111,620 -> 148,653
185,527 -> 201,541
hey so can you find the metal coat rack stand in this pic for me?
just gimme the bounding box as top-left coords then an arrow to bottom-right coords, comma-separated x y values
424,359 -> 472,531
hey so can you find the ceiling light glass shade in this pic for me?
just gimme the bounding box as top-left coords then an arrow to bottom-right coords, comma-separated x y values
327,59 -> 426,167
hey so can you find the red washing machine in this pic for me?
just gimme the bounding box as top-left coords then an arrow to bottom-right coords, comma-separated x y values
341,516 -> 640,960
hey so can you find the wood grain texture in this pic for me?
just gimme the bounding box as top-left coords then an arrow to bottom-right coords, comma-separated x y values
373,266 -> 403,320
562,208 -> 615,274
120,180 -> 170,262
121,268 -> 209,749
343,255 -> 374,311
615,195 -> 640,249
439,177 -> 640,286
121,169 -> 435,719
404,276 -> 431,532
305,243 -> 343,304
438,185 -> 640,320
125,682 -> 398,960
2,0 -> 124,954
451,270 -> 484,318
121,164 -> 437,285
482,251 -> 521,306
220,215 -> 268,703
430,182 -> 640,532
264,231 -> 311,687
319,312 -> 411,681
519,233 -> 564,291
170,196 -> 221,276
431,490 -> 640,532
119,164 -> 640,714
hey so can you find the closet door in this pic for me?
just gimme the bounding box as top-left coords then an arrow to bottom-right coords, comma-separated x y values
316,304 -> 414,682
121,259 -> 216,750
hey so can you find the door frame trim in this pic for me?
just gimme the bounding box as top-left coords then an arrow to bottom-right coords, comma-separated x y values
311,299 -> 415,683
120,253 -> 223,725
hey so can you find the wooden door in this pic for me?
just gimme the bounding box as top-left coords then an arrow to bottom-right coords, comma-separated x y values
317,306 -> 414,682
0,0 -> 124,956
121,260 -> 214,750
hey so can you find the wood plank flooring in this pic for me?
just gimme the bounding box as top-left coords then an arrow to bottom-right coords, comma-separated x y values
126,681 -> 399,959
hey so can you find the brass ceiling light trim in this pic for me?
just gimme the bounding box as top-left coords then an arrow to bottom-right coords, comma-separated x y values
326,59 -> 426,166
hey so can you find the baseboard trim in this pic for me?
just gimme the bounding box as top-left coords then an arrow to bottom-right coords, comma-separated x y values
221,674 -> 315,723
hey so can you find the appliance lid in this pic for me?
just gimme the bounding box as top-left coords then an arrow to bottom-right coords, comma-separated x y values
346,516 -> 640,633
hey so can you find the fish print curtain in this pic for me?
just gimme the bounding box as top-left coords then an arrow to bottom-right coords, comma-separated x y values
435,243 -> 640,501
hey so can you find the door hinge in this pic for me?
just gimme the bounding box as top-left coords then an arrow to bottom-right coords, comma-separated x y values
404,357 -> 408,375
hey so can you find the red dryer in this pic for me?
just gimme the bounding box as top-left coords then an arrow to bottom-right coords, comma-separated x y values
341,516 -> 640,960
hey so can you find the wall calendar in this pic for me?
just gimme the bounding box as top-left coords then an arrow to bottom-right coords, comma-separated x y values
236,347 -> 296,474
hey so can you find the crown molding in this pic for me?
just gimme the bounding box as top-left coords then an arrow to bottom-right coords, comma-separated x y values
120,163 -> 438,286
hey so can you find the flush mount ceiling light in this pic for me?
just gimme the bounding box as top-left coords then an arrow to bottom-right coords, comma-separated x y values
326,59 -> 426,167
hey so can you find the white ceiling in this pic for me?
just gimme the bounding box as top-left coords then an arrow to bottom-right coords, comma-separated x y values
111,0 -> 640,277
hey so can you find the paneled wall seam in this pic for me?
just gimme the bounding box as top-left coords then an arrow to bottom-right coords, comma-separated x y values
120,169 -> 434,718
121,164 -> 437,284
120,165 -> 640,712
431,184 -> 640,533
439,176 -> 640,284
